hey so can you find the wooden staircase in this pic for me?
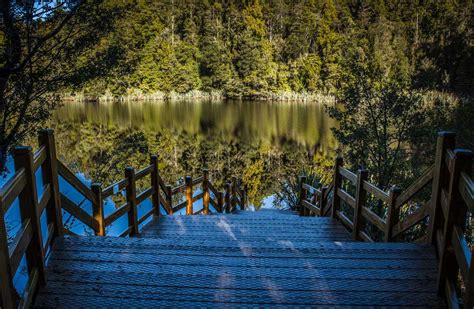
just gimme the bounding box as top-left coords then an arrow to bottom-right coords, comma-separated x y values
33,209 -> 444,307
1,130 -> 472,308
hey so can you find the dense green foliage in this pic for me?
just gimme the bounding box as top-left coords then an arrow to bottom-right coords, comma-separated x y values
75,0 -> 473,99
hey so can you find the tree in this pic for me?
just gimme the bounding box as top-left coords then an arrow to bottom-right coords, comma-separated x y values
0,0 -> 119,167
329,64 -> 424,189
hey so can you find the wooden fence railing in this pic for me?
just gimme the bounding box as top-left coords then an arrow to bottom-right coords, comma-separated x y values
0,129 -> 247,308
298,131 -> 473,307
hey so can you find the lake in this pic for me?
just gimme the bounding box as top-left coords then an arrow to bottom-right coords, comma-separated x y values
51,99 -> 337,206
4,100 -> 337,240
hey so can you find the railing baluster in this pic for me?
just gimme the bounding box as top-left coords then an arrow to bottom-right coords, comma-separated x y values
166,185 -> 173,215
352,169 -> 368,240
320,186 -> 328,216
436,149 -> 473,295
203,170 -> 209,215
298,176 -> 307,216
125,167 -> 138,236
0,201 -> 15,308
150,155 -> 160,218
331,156 -> 343,218
38,129 -> 63,238
384,186 -> 401,242
231,176 -> 237,211
185,176 -> 193,215
217,191 -> 224,213
13,147 -> 47,286
428,132 -> 456,244
225,182 -> 231,213
91,183 -> 105,236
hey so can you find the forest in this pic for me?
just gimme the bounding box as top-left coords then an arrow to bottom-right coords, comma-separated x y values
75,0 -> 473,99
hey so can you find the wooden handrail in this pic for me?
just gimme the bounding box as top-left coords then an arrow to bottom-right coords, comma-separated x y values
57,160 -> 96,202
32,145 -> 47,171
102,178 -> 128,198
395,165 -> 434,209
339,167 -> 357,184
1,168 -> 26,213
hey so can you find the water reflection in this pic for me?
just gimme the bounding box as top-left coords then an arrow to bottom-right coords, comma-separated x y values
50,100 -> 336,208
55,100 -> 336,151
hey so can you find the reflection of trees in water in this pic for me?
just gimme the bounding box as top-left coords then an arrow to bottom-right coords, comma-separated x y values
49,122 -> 334,208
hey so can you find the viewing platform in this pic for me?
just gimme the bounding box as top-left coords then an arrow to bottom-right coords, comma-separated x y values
0,130 -> 472,308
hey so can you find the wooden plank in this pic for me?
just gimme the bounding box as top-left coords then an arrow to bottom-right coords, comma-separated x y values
171,184 -> 185,195
125,167 -> 139,236
391,201 -> 430,237
104,202 -> 130,227
48,250 -> 438,271
135,165 -> 153,180
13,146 -> 46,288
37,183 -> 51,215
352,169 -> 368,240
19,267 -> 38,309
8,219 -> 32,275
43,223 -> 55,254
444,277 -> 460,309
208,181 -> 219,197
61,194 -> 98,231
119,226 -> 133,237
358,231 -> 374,243
192,176 -> 204,186
1,168 -> 26,214
440,187 -> 449,219
336,210 -> 353,230
362,181 -> 389,202
445,149 -> 455,173
173,200 -> 187,213
32,145 -> 47,171
137,208 -> 154,226
339,167 -> 357,184
57,160 -> 96,202
396,165 -> 434,209
361,206 -> 386,231
302,183 -> 321,195
458,171 -> 473,212
192,192 -> 204,203
101,178 -> 128,198
337,188 -> 355,207
451,225 -> 470,283
302,199 -> 320,215
136,187 -> 154,205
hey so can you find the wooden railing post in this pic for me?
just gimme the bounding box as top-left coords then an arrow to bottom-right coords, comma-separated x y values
428,131 -> 456,244
91,183 -> 105,236
13,147 -> 47,286
150,155 -> 161,218
352,169 -> 368,240
436,149 -> 473,295
202,170 -> 210,215
298,176 -> 307,216
185,176 -> 193,215
166,185 -> 173,215
125,167 -> 139,236
231,176 -> 237,211
0,203 -> 16,308
331,156 -> 343,218
384,186 -> 401,242
320,186 -> 328,216
217,191 -> 224,213
38,129 -> 63,237
225,182 -> 231,213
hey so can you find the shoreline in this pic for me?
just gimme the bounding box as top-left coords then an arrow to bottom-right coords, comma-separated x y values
61,90 -> 336,104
